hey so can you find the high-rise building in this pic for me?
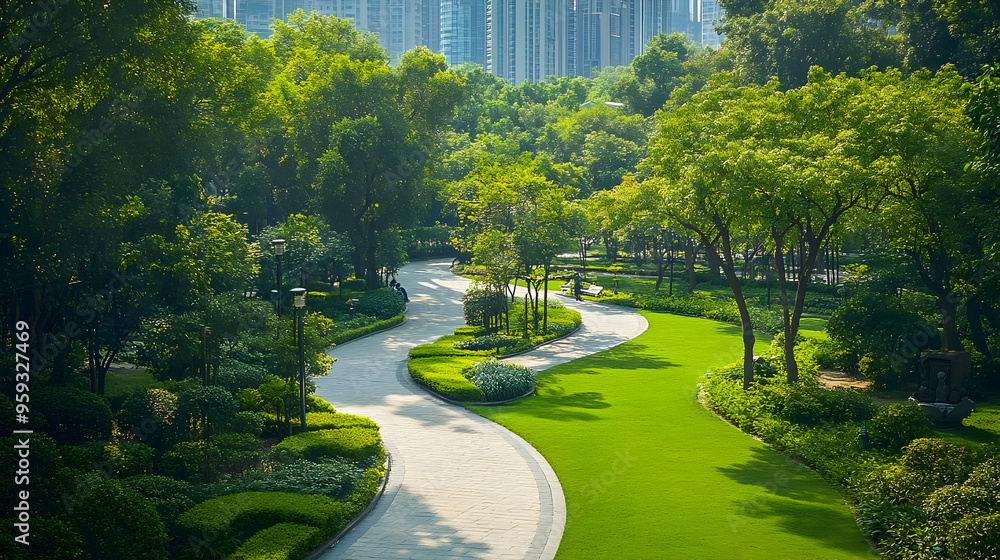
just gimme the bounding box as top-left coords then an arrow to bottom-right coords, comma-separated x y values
574,0 -> 638,78
423,1 -> 442,53
486,0 -> 569,84
700,0 -> 723,48
440,0 -> 487,67
302,0 -> 424,61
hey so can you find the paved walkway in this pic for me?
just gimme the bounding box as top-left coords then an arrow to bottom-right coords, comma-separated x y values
312,260 -> 646,560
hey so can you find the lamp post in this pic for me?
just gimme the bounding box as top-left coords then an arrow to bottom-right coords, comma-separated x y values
272,239 -> 286,318
291,287 -> 307,431
200,325 -> 212,386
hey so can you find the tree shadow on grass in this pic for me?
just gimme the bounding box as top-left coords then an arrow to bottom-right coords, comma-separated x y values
717,447 -> 873,555
546,342 -> 678,374
505,385 -> 611,422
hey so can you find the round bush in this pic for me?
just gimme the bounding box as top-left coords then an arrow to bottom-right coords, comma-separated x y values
216,359 -> 268,391
229,411 -> 265,436
465,359 -> 536,401
34,387 -> 113,444
69,474 -> 168,560
462,285 -> 507,327
965,458 -> 1000,494
950,513 -> 1000,559
355,288 -> 405,319
104,441 -> 155,477
922,484 -> 997,534
900,438 -> 977,487
116,389 -> 179,448
869,402 -> 934,451
177,385 -> 238,438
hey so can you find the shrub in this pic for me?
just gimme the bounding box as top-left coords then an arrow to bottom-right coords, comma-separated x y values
465,359 -> 536,401
121,475 -> 194,534
330,312 -> 405,345
273,428 -> 383,464
922,484 -> 998,536
227,522 -> 324,560
69,474 -> 168,560
117,388 -> 178,430
454,334 -> 520,351
222,458 -> 360,499
306,412 -> 379,431
355,288 -> 405,319
212,432 -> 263,475
216,359 -> 268,391
965,458 -> 1000,494
408,356 -> 486,402
340,278 -> 366,291
949,513 -> 1000,560
34,387 -> 113,444
237,388 -> 266,412
229,411 -> 265,436
462,285 -> 509,327
869,403 -> 934,451
0,516 -> 83,560
104,441 -> 155,477
900,438 -> 978,488
307,394 -> 336,413
176,492 -> 345,558
177,385 -> 239,438
160,441 -> 220,483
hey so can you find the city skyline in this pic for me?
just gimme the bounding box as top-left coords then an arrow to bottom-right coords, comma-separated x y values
191,0 -> 724,83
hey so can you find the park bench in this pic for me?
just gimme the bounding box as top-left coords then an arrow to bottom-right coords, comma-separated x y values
560,282 -> 573,293
582,284 -> 604,297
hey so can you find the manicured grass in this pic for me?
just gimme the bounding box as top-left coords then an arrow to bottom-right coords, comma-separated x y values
473,311 -> 873,560
935,401 -> 1000,447
104,368 -> 157,396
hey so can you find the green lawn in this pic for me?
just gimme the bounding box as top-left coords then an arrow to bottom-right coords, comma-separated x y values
473,311 -> 873,560
104,367 -> 157,397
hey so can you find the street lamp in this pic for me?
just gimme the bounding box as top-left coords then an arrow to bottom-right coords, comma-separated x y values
272,239 -> 286,318
291,287 -> 307,431
200,325 -> 213,386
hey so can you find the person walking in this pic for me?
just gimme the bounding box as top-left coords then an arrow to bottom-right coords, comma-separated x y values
573,272 -> 583,301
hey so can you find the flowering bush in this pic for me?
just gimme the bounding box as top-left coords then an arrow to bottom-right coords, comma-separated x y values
465,359 -> 536,401
454,334 -> 520,351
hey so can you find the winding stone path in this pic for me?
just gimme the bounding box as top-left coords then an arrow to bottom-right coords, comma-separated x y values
312,259 -> 646,560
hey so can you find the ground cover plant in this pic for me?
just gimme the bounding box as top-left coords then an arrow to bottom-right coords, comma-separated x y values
472,310 -> 873,559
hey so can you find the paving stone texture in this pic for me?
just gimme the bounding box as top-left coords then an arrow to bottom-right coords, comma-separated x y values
313,259 -> 646,560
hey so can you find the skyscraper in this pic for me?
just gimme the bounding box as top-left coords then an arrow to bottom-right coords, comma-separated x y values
700,0 -> 723,48
304,0 -> 424,61
574,0 -> 638,78
487,0 -> 569,84
440,0 -> 487,67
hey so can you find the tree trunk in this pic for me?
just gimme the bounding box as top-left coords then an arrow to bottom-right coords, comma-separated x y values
686,237 -> 696,293
543,264 -> 549,333
711,220 -> 755,391
967,296 -> 991,358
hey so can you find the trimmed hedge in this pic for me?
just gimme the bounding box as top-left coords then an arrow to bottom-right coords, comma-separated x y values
408,356 -> 486,402
177,492 -> 344,548
306,412 -> 379,431
465,359 -> 536,401
226,522 -> 324,560
34,387 -> 113,444
330,312 -> 404,345
273,428 -> 383,463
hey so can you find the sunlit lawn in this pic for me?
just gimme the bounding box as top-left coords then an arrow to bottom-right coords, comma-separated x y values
473,311 -> 873,559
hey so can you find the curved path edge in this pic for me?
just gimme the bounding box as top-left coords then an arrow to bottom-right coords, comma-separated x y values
312,260 -> 644,560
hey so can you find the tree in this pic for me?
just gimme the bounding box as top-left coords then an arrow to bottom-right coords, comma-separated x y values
612,33 -> 693,116
720,0 -> 900,89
